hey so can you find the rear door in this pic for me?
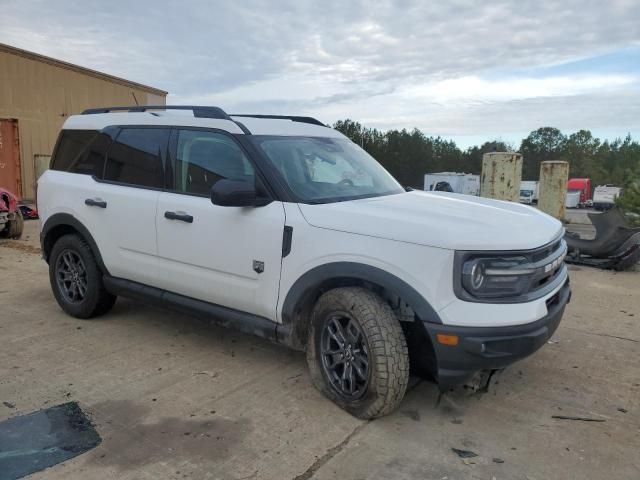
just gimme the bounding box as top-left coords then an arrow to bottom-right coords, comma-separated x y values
155,128 -> 285,320
92,127 -> 169,287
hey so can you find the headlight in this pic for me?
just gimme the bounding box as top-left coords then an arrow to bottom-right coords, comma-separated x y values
455,239 -> 568,302
461,256 -> 535,299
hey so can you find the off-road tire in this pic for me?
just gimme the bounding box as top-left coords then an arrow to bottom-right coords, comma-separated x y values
307,287 -> 410,419
49,234 -> 116,318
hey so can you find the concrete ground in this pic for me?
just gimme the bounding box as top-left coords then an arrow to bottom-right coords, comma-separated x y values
1,221 -> 639,479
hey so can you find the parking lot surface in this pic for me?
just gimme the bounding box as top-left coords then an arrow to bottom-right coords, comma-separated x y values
1,221 -> 639,479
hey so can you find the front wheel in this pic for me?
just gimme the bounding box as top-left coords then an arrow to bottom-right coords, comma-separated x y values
307,287 -> 409,419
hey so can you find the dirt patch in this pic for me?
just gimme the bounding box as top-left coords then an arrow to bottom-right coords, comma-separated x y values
0,240 -> 41,254
87,400 -> 251,470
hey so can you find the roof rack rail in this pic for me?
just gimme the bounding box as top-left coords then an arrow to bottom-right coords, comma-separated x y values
231,114 -> 326,127
81,105 -> 231,120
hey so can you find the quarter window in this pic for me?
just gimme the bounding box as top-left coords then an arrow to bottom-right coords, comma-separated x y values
174,130 -> 254,195
51,130 -> 99,174
104,128 -> 168,188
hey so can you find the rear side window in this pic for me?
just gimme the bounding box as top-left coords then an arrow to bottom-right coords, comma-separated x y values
51,130 -> 99,173
104,128 -> 169,188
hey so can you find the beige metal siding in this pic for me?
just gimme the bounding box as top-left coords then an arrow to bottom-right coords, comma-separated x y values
0,46 -> 166,200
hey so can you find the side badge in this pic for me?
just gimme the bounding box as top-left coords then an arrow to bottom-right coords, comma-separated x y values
253,260 -> 265,274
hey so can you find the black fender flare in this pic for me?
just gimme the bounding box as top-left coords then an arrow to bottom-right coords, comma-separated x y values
281,262 -> 442,348
41,213 -> 109,274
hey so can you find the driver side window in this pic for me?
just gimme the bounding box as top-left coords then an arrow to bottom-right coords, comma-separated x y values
174,130 -> 254,196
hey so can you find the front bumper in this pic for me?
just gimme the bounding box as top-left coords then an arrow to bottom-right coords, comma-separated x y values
425,278 -> 571,389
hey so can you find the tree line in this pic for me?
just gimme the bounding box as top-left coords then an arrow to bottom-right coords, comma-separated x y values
333,120 -> 640,191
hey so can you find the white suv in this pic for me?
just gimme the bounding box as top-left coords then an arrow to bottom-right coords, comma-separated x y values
38,106 -> 570,418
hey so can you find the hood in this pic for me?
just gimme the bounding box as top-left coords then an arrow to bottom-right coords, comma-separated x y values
298,191 -> 563,251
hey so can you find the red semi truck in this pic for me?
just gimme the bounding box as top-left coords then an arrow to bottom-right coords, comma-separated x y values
567,178 -> 592,206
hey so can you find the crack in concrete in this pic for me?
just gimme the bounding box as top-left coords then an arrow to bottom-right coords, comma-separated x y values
293,379 -> 424,480
564,326 -> 639,343
292,421 -> 369,480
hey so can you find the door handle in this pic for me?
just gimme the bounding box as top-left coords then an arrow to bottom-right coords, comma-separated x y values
85,198 -> 107,208
164,211 -> 194,223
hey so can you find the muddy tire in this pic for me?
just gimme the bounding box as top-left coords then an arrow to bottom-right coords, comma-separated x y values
0,210 -> 23,239
7,209 -> 24,239
49,234 -> 116,319
307,287 -> 409,419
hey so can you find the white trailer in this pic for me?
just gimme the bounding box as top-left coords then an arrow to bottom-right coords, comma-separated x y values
424,172 -> 480,196
519,180 -> 539,204
593,185 -> 622,211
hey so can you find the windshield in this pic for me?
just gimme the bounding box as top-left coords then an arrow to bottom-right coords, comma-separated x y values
251,136 -> 404,203
520,190 -> 532,197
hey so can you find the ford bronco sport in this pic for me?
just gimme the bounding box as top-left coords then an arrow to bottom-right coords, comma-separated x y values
38,106 -> 570,418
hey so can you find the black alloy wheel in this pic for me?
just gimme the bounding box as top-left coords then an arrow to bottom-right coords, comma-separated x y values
55,249 -> 88,303
320,313 -> 370,399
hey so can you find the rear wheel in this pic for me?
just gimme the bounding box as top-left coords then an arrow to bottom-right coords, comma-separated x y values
49,234 -> 116,318
307,287 -> 409,419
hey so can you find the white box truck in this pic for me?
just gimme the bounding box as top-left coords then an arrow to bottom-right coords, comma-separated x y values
593,185 -> 622,211
519,181 -> 539,204
424,172 -> 480,196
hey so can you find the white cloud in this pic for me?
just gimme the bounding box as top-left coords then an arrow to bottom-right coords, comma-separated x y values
400,75 -> 636,104
0,0 -> 639,143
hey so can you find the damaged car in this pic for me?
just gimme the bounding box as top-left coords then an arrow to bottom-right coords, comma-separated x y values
0,186 -> 24,239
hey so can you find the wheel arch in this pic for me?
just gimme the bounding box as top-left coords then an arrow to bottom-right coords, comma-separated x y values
281,262 -> 442,357
41,213 -> 108,274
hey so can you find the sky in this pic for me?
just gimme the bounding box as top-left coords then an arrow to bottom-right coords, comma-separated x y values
1,0 -> 639,149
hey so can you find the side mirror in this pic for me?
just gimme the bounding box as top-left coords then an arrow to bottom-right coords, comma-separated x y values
211,179 -> 271,207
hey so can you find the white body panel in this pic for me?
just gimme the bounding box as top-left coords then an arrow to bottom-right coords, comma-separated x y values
277,203 -> 457,321
297,190 -> 563,251
155,193 -> 286,320
38,171 -> 161,286
277,203 -> 567,327
63,112 -> 341,138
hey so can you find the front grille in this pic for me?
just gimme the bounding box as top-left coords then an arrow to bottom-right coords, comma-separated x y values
527,238 -> 567,296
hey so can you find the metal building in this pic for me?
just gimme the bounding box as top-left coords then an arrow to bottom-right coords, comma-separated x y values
0,43 -> 167,200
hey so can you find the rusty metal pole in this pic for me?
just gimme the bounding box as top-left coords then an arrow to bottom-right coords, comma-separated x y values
480,152 -> 522,202
538,161 -> 569,220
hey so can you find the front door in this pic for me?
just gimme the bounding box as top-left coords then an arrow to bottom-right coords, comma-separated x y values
156,128 -> 285,321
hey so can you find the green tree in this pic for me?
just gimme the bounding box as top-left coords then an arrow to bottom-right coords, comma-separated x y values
563,130 -> 603,183
334,119 -> 639,191
520,127 -> 567,180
